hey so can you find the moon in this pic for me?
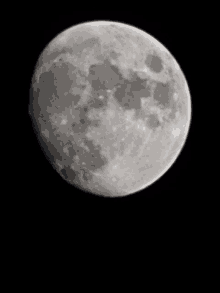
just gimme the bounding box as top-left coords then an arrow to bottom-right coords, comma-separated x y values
30,21 -> 191,197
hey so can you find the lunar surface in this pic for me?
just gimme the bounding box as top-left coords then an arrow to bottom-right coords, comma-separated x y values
30,21 -> 191,197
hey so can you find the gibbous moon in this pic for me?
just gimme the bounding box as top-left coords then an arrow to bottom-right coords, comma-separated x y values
30,21 -> 191,197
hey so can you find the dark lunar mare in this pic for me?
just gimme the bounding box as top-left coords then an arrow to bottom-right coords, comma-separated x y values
86,52 -> 175,124
31,48 -> 110,184
145,52 -> 163,73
